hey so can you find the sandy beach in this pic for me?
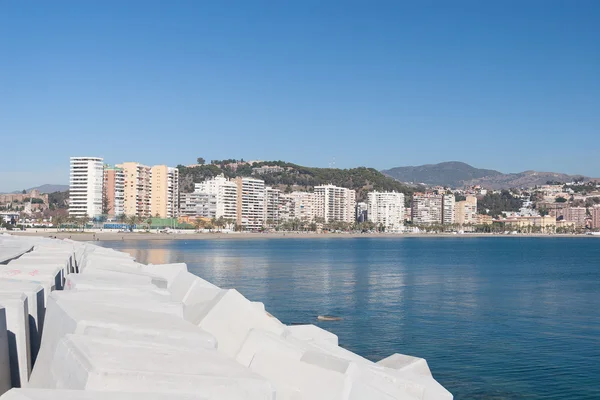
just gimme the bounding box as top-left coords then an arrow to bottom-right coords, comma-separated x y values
7,229 -> 597,242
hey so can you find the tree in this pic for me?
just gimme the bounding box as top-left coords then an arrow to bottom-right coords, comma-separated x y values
193,218 -> 205,232
555,197 -> 567,203
197,157 -> 205,165
126,215 -> 139,231
21,190 -> 26,194
53,215 -> 64,231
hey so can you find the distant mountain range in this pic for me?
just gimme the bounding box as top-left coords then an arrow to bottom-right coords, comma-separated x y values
5,184 -> 69,194
381,162 -> 591,189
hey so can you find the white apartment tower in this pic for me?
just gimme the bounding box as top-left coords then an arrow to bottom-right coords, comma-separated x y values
367,191 -> 405,232
194,174 -> 238,220
236,177 -> 266,230
69,157 -> 104,218
411,193 -> 443,225
264,187 -> 281,226
442,194 -> 456,225
314,185 -> 356,223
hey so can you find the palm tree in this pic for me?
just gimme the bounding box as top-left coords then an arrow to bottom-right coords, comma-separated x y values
145,217 -> 153,232
193,218 -> 205,232
53,215 -> 64,232
126,215 -> 138,231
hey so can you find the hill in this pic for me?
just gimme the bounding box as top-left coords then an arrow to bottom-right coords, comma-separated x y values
178,160 -> 420,201
382,162 -> 591,189
381,162 -> 502,188
7,184 -> 69,194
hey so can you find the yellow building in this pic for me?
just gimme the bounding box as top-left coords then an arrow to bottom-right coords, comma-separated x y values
477,214 -> 493,225
504,215 -> 556,233
456,195 -> 477,225
150,165 -> 179,218
118,162 -> 152,218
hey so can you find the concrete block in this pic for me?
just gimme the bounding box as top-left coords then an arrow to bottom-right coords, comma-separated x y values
0,307 -> 12,395
0,294 -> 30,388
169,271 -> 219,303
3,263 -> 65,292
64,274 -> 167,293
0,282 -> 45,365
42,335 -> 275,399
193,289 -> 286,357
29,295 -> 216,388
0,388 -> 211,399
285,324 -> 338,346
79,268 -> 168,289
377,354 -> 432,377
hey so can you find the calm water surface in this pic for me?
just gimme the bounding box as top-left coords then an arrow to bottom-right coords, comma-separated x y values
97,237 -> 600,400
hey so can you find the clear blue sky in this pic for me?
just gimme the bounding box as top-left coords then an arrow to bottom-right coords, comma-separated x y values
1,1 -> 599,191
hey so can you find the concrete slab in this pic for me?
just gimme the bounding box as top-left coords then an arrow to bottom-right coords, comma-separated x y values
192,289 -> 286,357
0,307 -> 12,395
30,295 -> 216,388
0,282 -> 45,365
285,324 -> 338,346
63,273 -> 167,292
79,268 -> 168,289
0,389 -> 211,399
41,335 -> 275,399
0,265 -> 62,294
377,354 -> 432,377
0,293 -> 30,388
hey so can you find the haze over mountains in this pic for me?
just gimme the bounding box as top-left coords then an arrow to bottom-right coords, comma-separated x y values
5,184 -> 69,194
381,162 -> 591,189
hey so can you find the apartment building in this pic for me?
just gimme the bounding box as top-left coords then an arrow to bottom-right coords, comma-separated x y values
264,187 -> 281,226
179,192 -> 216,219
194,174 -> 238,220
150,165 -> 179,218
103,165 -> 124,218
118,162 -> 152,218
356,202 -> 368,223
236,177 -> 266,230
561,206 -> 587,228
367,191 -> 405,231
442,194 -> 455,225
314,185 -> 356,223
455,195 -> 478,225
592,205 -> 600,229
291,191 -> 316,222
411,193 -> 443,225
69,157 -> 104,218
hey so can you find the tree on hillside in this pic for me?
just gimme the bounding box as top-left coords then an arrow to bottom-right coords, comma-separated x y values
197,157 -> 205,165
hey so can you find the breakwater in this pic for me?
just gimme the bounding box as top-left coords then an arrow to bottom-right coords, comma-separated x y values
0,233 -> 452,399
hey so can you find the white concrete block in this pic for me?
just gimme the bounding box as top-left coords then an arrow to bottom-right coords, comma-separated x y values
169,271 -> 219,303
377,354 -> 432,377
0,388 -> 211,399
0,282 -> 45,365
0,307 -> 12,395
63,274 -> 167,293
0,293 -> 30,388
193,289 -> 286,357
79,268 -> 168,289
43,335 -> 275,399
29,295 -> 216,388
2,263 -> 64,293
285,324 -> 338,346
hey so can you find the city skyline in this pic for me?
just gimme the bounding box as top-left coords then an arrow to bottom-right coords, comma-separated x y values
1,1 -> 599,190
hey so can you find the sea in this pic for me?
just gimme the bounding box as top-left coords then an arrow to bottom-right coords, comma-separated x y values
97,237 -> 600,400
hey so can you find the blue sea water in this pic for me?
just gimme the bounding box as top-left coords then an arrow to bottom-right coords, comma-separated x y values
97,237 -> 600,400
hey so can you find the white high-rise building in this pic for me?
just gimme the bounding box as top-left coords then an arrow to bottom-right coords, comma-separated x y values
367,191 -> 405,232
194,174 -> 238,220
69,157 -> 104,218
314,185 -> 356,223
442,194 -> 456,225
411,193 -> 443,225
236,177 -> 265,230
264,187 -> 281,226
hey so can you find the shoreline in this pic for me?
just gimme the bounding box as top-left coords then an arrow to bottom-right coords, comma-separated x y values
8,230 -> 599,241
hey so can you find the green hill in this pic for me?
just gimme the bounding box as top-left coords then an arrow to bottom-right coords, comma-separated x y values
178,160 -> 419,201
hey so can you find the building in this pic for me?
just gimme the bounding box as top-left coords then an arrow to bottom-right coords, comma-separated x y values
69,157 -> 104,218
194,174 -> 238,220
592,205 -> 600,230
356,202 -> 368,223
150,165 -> 179,218
442,194 -> 455,225
476,214 -> 493,225
290,191 -> 317,222
236,177 -> 266,230
264,187 -> 281,227
103,165 -> 124,218
179,192 -> 216,219
314,185 -> 356,223
411,193 -> 442,225
503,215 -> 556,233
560,206 -> 587,228
118,162 -> 152,218
455,195 -> 478,225
367,191 -> 405,231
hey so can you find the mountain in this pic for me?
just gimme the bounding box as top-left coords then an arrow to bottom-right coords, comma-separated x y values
7,184 -> 69,194
382,162 -> 591,189
381,162 -> 503,188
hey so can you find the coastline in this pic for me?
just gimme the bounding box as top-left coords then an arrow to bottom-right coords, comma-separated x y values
8,230 -> 599,241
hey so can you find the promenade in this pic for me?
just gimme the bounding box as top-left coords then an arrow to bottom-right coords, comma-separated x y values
0,233 -> 452,399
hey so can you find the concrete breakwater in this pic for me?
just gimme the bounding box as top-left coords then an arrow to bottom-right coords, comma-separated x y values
0,234 -> 452,399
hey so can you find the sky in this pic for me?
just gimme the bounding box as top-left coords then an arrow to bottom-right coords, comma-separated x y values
1,1 -> 599,191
